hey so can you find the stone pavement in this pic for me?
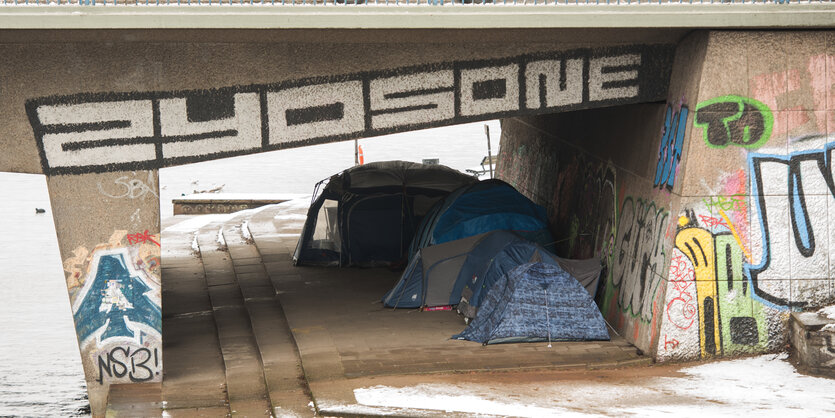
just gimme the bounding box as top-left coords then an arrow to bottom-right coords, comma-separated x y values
107,203 -> 648,417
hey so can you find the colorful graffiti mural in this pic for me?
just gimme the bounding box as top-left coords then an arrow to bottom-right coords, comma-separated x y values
659,212 -> 768,360
659,93 -> 835,360
64,230 -> 162,385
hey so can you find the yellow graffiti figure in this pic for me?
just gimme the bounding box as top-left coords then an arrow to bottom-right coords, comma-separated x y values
675,220 -> 721,358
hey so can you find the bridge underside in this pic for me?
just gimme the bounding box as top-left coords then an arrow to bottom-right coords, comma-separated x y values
2,28 -> 835,415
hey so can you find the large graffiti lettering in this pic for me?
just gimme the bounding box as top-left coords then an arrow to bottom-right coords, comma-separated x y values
746,139 -> 835,309
653,103 -> 689,191
65,231 -> 162,386
72,251 -> 161,344
26,44 -> 674,175
610,197 -> 669,322
97,346 -> 160,384
694,95 -> 773,149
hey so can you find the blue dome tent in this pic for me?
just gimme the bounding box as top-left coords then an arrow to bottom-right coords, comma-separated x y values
408,180 -> 554,259
454,262 -> 610,345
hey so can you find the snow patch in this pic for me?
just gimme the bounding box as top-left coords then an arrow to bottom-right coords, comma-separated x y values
241,220 -> 253,243
163,213 -> 237,233
818,305 -> 835,320
216,227 -> 226,250
275,213 -> 308,221
191,232 -> 199,254
351,355 -> 835,417
822,324 -> 835,333
354,384 -> 596,417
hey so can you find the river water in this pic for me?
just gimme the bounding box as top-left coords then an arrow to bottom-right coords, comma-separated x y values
0,122 -> 499,416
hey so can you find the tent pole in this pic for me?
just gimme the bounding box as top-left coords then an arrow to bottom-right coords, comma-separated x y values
484,124 -> 493,179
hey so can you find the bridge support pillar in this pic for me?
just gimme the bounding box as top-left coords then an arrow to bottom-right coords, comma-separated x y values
46,170 -> 162,417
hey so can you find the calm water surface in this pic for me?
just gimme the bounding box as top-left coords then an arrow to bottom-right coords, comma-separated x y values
0,122 -> 499,416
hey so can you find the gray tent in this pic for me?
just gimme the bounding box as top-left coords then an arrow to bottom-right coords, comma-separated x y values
382,230 -> 602,311
293,161 -> 477,267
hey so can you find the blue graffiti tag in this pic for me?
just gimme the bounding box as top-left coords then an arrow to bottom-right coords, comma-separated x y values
73,253 -> 161,343
745,139 -> 835,310
654,104 -> 689,191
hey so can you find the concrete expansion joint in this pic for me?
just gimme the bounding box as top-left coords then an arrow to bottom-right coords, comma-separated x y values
164,310 -> 214,319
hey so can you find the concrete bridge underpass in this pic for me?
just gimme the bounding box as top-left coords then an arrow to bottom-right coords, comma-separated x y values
1,5 -> 835,415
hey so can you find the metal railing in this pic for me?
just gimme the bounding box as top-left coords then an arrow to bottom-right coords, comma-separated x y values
0,0 -> 825,5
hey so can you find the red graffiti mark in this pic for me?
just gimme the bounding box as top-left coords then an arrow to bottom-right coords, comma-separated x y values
664,335 -> 680,351
698,214 -> 729,229
127,230 -> 160,247
666,251 -> 697,330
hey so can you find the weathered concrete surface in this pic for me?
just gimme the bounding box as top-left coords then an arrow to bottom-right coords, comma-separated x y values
46,170 -> 162,416
196,220 -> 272,416
790,312 -> 835,378
109,205 -> 652,415
252,204 -> 648,414
0,28 -> 683,176
159,223 -> 230,415
222,215 -> 314,417
173,198 -> 292,215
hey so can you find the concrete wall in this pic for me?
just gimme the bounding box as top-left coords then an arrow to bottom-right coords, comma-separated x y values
497,103 -> 678,355
658,31 -> 835,361
47,171 -> 162,414
497,30 -> 835,360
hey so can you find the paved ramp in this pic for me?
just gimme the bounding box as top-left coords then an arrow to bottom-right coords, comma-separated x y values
110,203 -> 647,416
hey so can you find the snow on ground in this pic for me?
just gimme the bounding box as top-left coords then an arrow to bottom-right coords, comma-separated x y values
162,213 -> 239,233
819,305 -> 835,320
352,354 -> 835,417
175,193 -> 305,201
240,220 -> 252,242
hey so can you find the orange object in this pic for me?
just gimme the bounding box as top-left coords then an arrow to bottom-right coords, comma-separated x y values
358,145 -> 365,165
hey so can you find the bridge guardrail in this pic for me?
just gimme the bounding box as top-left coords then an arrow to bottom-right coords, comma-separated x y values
0,0 -> 826,6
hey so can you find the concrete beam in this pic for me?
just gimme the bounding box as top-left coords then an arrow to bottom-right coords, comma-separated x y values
0,4 -> 832,30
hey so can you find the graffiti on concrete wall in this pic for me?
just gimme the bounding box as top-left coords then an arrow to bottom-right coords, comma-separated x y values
660,212 -> 769,360
608,197 -> 670,323
65,230 -> 162,385
549,156 -> 617,264
653,103 -> 689,191
694,95 -> 773,149
597,196 -> 671,348
747,138 -> 835,309
659,92 -> 835,360
26,44 -> 674,175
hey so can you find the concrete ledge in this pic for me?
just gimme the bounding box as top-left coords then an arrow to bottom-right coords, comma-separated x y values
789,312 -> 835,378
173,196 -> 292,215
0,4 -> 834,30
